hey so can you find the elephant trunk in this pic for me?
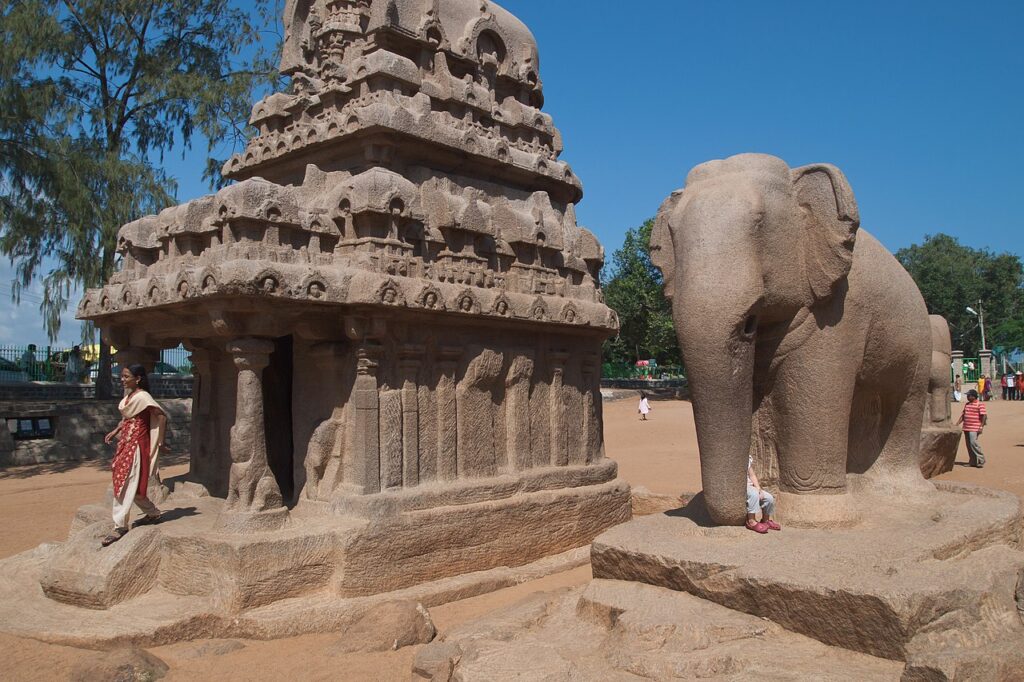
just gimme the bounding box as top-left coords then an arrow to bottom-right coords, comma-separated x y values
675,261 -> 762,526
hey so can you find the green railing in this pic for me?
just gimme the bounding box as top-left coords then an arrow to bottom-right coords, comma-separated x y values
956,358 -> 981,383
0,344 -> 192,382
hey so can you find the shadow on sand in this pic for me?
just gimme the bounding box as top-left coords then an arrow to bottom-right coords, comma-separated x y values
0,449 -> 190,480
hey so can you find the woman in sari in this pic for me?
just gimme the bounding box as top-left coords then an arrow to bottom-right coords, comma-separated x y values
101,364 -> 168,547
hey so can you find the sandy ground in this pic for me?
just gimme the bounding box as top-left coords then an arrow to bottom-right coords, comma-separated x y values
1,395 -> 1022,680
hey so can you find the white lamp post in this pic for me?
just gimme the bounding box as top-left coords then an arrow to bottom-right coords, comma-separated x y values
965,303 -> 987,351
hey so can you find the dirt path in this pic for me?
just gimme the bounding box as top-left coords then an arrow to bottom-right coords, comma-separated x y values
1,396 -> 1021,680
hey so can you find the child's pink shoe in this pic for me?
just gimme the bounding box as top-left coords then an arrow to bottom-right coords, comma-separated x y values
745,520 -> 769,534
765,520 -> 781,531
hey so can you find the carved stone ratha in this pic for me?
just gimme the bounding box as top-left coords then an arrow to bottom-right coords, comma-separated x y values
13,0 -> 631,644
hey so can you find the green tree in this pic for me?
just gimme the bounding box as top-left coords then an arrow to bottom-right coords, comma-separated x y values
896,234 -> 1024,356
0,0 -> 279,396
602,218 -> 681,367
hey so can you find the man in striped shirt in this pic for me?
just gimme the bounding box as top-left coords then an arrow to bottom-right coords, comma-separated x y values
956,389 -> 988,468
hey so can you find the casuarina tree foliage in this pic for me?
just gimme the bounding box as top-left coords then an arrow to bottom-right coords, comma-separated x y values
0,0 -> 280,396
602,218 -> 681,367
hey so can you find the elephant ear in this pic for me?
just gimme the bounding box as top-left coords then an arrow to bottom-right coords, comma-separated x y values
791,164 -> 860,302
650,190 -> 683,300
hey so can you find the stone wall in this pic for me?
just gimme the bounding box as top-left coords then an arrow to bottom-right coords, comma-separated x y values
0,377 -> 194,402
0,399 -> 192,466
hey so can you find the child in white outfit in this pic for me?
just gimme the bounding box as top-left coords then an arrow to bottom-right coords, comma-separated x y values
638,393 -> 651,421
746,455 -> 780,534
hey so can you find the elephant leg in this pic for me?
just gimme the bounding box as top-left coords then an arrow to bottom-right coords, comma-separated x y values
859,388 -> 933,496
771,348 -> 861,528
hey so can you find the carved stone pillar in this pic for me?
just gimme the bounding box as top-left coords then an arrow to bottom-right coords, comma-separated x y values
579,353 -> 600,465
458,348 -> 504,478
435,346 -> 461,482
505,351 -> 535,471
218,338 -> 287,531
350,345 -> 382,494
548,351 -> 569,467
186,346 -> 212,483
400,345 -> 425,488
951,349 -> 964,380
380,377 -> 403,490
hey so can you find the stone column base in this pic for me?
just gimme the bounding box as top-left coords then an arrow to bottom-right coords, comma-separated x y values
214,507 -> 290,533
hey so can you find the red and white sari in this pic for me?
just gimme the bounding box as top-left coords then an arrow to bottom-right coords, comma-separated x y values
111,389 -> 166,528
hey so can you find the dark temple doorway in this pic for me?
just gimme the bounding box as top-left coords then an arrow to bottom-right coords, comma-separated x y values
262,335 -> 295,504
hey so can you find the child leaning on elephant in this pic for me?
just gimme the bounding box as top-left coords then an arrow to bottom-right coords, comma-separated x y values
747,456 -> 781,534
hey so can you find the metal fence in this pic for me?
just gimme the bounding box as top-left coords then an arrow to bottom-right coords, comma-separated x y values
0,344 -> 192,383
602,363 -> 686,380
957,358 -> 981,383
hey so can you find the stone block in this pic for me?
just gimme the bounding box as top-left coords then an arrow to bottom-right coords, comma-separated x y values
41,523 -> 161,609
413,579 -> 903,680
328,600 -> 435,654
335,479 -> 631,596
158,524 -> 338,612
919,425 -> 961,479
591,484 -> 1024,668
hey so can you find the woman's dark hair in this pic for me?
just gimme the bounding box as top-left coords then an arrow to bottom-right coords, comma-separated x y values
126,363 -> 150,391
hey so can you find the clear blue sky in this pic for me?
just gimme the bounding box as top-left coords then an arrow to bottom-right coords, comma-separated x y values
5,0 -> 1022,346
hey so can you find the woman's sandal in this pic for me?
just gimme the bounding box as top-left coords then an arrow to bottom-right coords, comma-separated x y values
101,528 -> 128,547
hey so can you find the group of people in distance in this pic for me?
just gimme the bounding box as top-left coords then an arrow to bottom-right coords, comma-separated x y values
953,370 -> 1022,403
17,344 -> 87,383
1000,371 -> 1023,400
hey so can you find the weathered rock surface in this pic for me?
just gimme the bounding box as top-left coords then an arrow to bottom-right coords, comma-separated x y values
69,647 -> 169,682
41,523 -> 161,609
591,481 -> 1024,679
413,579 -> 904,680
0,499 -> 590,648
329,600 -> 436,654
165,639 -> 246,660
630,485 -> 690,516
918,425 -> 961,479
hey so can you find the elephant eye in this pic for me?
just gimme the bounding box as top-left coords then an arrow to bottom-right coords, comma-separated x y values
743,314 -> 758,337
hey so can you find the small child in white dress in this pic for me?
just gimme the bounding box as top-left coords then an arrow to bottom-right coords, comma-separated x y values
638,393 -> 651,421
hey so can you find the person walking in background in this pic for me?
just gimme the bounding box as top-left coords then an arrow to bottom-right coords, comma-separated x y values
638,392 -> 651,421
1016,370 -> 1023,400
956,389 -> 987,468
1004,372 -> 1014,401
953,375 -> 962,402
19,344 -> 38,380
977,375 -> 987,401
65,345 -> 84,384
983,375 -> 993,401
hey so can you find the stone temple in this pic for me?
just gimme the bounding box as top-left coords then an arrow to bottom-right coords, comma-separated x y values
1,0 -> 630,642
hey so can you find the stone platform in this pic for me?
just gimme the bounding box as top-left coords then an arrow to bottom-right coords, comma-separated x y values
413,579 -> 905,680
591,481 -> 1024,680
0,471 -> 628,648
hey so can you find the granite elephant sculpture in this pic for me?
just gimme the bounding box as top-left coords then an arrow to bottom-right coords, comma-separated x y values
650,153 -> 933,527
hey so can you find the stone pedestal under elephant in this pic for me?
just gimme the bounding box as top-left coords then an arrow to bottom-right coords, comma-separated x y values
650,153 -> 935,527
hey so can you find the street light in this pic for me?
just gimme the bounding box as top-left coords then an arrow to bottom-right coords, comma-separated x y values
965,303 -> 987,350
